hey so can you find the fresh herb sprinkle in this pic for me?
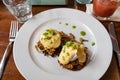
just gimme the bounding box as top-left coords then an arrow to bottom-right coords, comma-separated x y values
59,22 -> 62,24
92,42 -> 95,46
67,52 -> 70,56
50,41 -> 53,44
44,36 -> 51,40
43,32 -> 48,36
80,31 -> 86,36
66,41 -> 73,47
62,56 -> 65,61
72,25 -> 76,29
65,23 -> 69,26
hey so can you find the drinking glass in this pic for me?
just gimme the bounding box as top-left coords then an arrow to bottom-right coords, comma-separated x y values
2,0 -> 32,23
93,0 -> 119,20
76,0 -> 92,4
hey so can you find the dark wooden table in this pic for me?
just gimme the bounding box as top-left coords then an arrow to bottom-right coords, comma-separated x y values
0,0 -> 120,80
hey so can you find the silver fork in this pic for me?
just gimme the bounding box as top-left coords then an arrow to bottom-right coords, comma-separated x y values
0,21 -> 18,79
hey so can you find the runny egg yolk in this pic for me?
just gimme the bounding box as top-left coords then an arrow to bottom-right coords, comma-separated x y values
40,28 -> 61,49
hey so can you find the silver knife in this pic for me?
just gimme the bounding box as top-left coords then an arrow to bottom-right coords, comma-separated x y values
108,22 -> 120,69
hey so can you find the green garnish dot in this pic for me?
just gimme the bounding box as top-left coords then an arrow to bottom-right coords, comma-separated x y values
46,29 -> 56,35
65,23 -> 69,26
63,47 -> 66,53
92,42 -> 95,46
44,36 -> 51,40
72,25 -> 76,29
80,31 -> 86,36
66,41 -> 73,47
73,45 -> 77,49
43,32 -> 48,36
50,31 -> 56,35
62,56 -> 65,61
67,52 -> 70,56
50,41 -> 53,44
59,22 -> 62,24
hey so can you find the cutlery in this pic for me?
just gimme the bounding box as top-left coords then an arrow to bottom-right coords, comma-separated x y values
0,21 -> 18,79
108,22 -> 120,69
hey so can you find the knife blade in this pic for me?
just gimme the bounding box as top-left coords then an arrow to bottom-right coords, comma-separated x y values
108,22 -> 120,68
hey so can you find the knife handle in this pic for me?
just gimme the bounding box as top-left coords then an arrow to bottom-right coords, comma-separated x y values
116,51 -> 120,69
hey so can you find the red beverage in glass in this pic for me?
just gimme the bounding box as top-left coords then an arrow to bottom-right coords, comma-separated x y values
93,0 -> 118,17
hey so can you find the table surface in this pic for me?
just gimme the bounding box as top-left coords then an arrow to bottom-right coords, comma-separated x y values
0,0 -> 120,80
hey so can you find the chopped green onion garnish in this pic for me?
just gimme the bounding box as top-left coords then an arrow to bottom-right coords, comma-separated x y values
73,45 -> 77,49
62,56 -> 65,61
50,41 -> 53,44
44,36 -> 51,40
66,41 -> 73,47
67,52 -> 70,56
43,32 -> 48,36
46,29 -> 56,35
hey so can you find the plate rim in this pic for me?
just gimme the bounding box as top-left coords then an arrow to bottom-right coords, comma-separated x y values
13,8 -> 113,80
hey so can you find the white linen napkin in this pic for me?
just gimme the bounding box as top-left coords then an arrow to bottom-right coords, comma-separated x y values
86,4 -> 120,22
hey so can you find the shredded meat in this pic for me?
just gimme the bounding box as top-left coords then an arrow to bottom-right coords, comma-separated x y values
59,31 -> 76,44
58,59 -> 85,71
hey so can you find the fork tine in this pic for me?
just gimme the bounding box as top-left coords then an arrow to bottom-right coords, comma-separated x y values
0,21 -> 18,78
9,21 -> 13,37
9,21 -> 14,37
9,21 -> 18,37
14,21 -> 18,37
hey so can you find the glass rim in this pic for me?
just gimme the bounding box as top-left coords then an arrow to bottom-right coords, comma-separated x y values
76,0 -> 92,4
2,0 -> 31,6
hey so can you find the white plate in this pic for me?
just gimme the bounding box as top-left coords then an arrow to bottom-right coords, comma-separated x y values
13,8 -> 112,80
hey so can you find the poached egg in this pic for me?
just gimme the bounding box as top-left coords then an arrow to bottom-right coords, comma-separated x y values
40,28 -> 61,49
58,41 -> 86,65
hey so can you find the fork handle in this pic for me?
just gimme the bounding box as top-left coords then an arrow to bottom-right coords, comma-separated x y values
0,41 -> 13,79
